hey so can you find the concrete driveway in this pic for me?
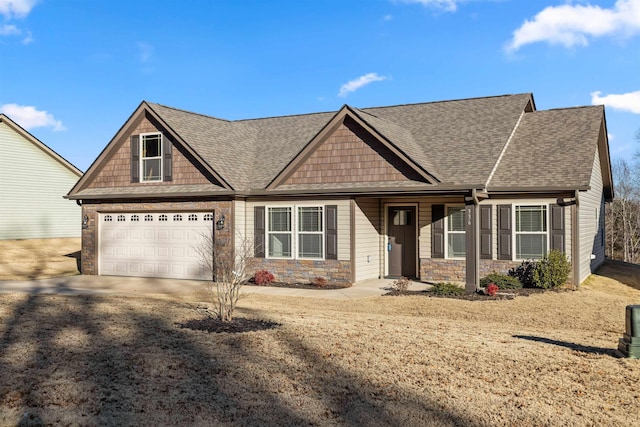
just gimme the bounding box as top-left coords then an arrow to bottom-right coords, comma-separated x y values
0,275 -> 430,299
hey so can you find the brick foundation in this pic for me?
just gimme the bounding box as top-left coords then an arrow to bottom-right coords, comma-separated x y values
420,258 -> 521,282
250,258 -> 352,285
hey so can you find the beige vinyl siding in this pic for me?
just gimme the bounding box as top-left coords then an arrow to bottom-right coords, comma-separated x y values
0,122 -> 81,239
578,148 -> 605,283
245,199 -> 350,261
233,199 -> 247,255
354,198 -> 381,281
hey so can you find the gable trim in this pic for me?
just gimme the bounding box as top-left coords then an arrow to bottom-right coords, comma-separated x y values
67,102 -> 233,198
266,105 -> 438,190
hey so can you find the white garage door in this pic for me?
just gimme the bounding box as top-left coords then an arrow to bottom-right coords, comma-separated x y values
99,212 -> 213,280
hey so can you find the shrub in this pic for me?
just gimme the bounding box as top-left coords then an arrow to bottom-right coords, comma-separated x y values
509,260 -> 537,288
430,282 -> 465,296
485,283 -> 499,296
480,272 -> 522,290
390,277 -> 410,293
253,269 -> 275,285
312,276 -> 328,288
532,250 -> 571,289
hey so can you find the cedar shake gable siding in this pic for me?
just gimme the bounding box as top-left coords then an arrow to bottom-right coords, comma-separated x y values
84,113 -> 219,189
284,119 -> 426,185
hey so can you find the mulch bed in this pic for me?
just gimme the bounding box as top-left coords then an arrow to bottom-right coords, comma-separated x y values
385,287 -> 573,300
178,317 -> 281,334
246,281 -> 350,290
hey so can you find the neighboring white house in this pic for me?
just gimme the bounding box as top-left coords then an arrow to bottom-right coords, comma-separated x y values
0,114 -> 83,240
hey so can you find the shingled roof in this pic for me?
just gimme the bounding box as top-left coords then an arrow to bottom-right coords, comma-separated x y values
488,106 -> 607,192
68,93 -> 612,199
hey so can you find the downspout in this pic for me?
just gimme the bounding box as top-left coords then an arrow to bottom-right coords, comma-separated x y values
572,190 -> 580,287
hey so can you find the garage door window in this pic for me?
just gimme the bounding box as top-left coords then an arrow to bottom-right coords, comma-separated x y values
131,215 -> 139,222
173,214 -> 182,221
145,215 -> 153,221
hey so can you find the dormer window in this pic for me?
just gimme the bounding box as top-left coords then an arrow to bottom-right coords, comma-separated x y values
141,133 -> 162,182
130,132 -> 172,183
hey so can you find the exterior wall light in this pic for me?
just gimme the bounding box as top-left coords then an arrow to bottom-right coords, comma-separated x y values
82,215 -> 89,229
216,214 -> 226,230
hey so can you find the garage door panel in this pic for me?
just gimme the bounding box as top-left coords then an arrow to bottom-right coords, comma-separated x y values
99,212 -> 213,280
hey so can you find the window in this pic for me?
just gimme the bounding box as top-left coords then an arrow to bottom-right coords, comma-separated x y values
188,214 -> 198,221
515,205 -> 547,259
145,214 -> 153,221
204,213 -> 214,221
131,214 -> 139,222
446,206 -> 465,258
266,206 -> 324,259
173,214 -> 182,221
104,215 -> 112,222
141,133 -> 162,182
268,207 -> 292,258
298,207 -> 323,258
159,214 -> 168,222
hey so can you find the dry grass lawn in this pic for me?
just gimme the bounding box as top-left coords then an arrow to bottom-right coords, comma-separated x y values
0,238 -> 81,281
1,262 -> 639,425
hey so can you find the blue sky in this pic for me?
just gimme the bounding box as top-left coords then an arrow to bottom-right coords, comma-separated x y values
1,0 -> 639,172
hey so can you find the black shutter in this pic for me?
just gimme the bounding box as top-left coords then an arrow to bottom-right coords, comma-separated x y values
497,204 -> 512,260
325,205 -> 338,260
431,204 -> 445,258
162,134 -> 172,182
130,135 -> 139,183
480,205 -> 492,260
254,206 -> 265,258
550,204 -> 565,252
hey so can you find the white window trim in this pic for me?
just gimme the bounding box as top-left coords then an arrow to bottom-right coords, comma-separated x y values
140,132 -> 163,183
513,204 -> 550,261
444,204 -> 466,259
265,205 -> 325,260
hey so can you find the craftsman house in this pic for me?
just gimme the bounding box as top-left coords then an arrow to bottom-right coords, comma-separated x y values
1,114 -> 83,240
66,93 -> 613,289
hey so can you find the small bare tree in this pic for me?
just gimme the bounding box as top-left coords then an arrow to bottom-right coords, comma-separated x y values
198,233 -> 255,322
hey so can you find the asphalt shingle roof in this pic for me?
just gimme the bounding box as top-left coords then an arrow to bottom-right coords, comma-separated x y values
488,106 -> 604,189
133,93 -> 604,194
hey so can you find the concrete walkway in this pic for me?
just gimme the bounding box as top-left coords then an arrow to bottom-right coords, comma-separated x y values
0,275 -> 431,299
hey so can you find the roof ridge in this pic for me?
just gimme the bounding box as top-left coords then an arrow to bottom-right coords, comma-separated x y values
146,102 -> 231,123
484,109 -> 526,189
361,93 -> 533,112
536,105 -> 604,113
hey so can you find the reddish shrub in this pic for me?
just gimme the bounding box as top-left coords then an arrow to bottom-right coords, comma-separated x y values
254,270 -> 275,285
486,283 -> 499,296
312,277 -> 328,288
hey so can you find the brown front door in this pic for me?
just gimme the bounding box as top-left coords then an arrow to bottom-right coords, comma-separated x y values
387,206 -> 417,278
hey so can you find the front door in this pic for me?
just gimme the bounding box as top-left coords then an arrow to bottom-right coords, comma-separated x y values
387,206 -> 417,278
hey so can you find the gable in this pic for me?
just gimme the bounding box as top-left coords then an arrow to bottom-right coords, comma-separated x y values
282,117 -> 427,186
84,113 -> 219,189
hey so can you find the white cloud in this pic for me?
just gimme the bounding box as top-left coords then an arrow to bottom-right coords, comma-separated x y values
0,23 -> 18,34
506,0 -> 640,52
0,0 -> 36,19
21,29 -> 31,44
383,14 -> 393,21
137,42 -> 153,62
338,73 -> 388,98
591,90 -> 640,114
0,103 -> 66,131
398,0 -> 459,12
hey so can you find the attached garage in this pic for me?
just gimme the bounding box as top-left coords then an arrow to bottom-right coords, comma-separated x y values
99,211 -> 213,280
